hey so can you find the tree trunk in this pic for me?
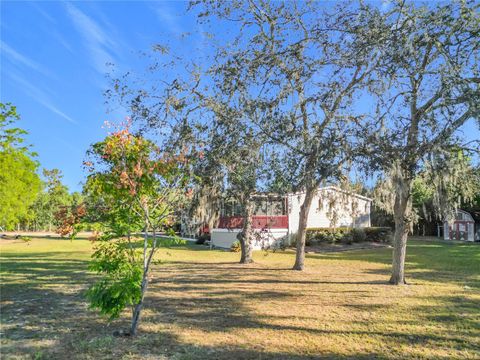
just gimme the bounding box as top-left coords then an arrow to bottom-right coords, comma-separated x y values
130,277 -> 148,336
293,185 -> 316,271
389,177 -> 411,285
390,219 -> 409,285
240,198 -> 254,264
130,227 -> 155,335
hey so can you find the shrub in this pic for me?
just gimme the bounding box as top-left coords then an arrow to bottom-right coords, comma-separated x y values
305,227 -> 392,245
364,227 -> 392,243
306,227 -> 350,245
230,240 -> 241,252
342,232 -> 354,245
351,228 -> 367,243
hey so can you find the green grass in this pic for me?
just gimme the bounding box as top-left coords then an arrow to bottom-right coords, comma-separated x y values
1,237 -> 479,359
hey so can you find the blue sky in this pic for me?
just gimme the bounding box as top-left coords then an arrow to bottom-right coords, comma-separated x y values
1,1 -> 197,192
1,1 -> 479,192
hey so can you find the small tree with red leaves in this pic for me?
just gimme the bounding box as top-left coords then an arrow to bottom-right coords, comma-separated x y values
55,203 -> 86,239
83,122 -> 189,335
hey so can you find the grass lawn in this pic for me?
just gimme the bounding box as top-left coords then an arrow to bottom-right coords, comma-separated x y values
1,237 -> 479,359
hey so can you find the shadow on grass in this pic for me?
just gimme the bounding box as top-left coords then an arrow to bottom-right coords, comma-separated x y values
136,261 -> 480,359
154,261 -> 393,288
1,241 -> 479,359
107,328 -> 396,360
410,294 -> 480,331
308,240 -> 480,287
0,252 -> 120,359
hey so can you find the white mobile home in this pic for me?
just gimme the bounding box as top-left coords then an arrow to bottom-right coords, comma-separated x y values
209,186 -> 372,249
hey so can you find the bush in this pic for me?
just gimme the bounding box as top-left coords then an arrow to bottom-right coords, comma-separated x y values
342,232 -> 354,245
230,240 -> 241,252
306,227 -> 350,245
195,233 -> 210,245
351,228 -> 366,243
305,227 -> 392,245
364,227 -> 392,243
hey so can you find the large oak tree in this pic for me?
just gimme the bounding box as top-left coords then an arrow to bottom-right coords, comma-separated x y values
359,1 -> 479,284
192,0 -> 378,270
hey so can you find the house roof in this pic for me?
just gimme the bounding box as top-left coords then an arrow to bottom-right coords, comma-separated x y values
228,186 -> 373,203
290,186 -> 373,202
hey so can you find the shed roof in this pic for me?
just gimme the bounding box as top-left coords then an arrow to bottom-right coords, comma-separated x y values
465,209 -> 480,223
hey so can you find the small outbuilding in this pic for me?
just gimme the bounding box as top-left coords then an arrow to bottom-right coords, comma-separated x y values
443,209 -> 478,242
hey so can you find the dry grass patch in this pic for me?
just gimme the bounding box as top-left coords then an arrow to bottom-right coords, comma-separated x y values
1,237 -> 479,359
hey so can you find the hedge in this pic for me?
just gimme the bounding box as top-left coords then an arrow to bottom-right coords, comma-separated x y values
305,227 -> 392,245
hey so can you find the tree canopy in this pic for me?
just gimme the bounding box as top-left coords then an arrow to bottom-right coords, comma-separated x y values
0,103 -> 41,230
82,121 -> 191,335
359,0 -> 479,284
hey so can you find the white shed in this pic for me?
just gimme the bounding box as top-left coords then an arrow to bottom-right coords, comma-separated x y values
443,209 -> 476,242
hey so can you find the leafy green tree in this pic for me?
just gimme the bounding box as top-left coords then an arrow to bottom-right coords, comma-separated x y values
31,168 -> 72,231
83,122 -> 189,335
0,103 -> 41,230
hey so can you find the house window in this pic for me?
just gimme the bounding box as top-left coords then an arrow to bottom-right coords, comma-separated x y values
254,199 -> 268,215
252,197 -> 286,216
270,199 -> 285,216
234,202 -> 242,216
222,200 -> 242,217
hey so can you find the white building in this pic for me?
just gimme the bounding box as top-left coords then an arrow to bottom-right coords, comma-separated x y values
210,186 -> 372,249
